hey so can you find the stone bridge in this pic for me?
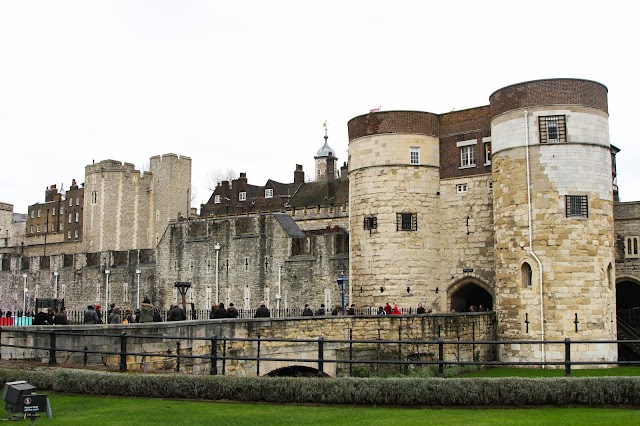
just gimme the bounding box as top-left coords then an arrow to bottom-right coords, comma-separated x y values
0,313 -> 496,377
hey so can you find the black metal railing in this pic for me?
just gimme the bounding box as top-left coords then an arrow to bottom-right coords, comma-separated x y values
1,327 -> 637,378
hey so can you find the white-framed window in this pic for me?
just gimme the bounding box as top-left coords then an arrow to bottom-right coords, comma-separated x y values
74,229 -> 78,238
30,225 -> 33,233
69,198 -> 73,207
460,146 -> 475,168
522,262 -> 533,288
30,210 -> 35,219
75,212 -> 79,223
484,140 -> 492,165
410,147 -> 420,165
92,192 -> 97,204
626,236 -> 640,259
265,188 -> 273,198
37,209 -> 41,218
36,224 -> 40,233
206,287 -> 212,309
123,283 -> 129,303
457,183 -> 468,194
76,196 -> 80,206
60,206 -> 64,215
68,213 -> 72,224
59,222 -> 63,231
53,207 -> 56,216
67,230 -> 71,239
239,192 -> 246,201
214,194 -> 221,204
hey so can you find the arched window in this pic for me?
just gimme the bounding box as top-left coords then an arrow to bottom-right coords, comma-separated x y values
607,262 -> 614,290
522,262 -> 533,289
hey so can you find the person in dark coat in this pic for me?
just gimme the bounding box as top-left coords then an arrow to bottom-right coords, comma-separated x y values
33,309 -> 49,325
254,301 -> 270,318
84,305 -> 100,324
53,307 -> 69,325
315,304 -> 326,316
347,304 -> 355,315
302,304 -> 314,316
213,302 -> 227,319
226,303 -> 239,318
167,303 -> 186,321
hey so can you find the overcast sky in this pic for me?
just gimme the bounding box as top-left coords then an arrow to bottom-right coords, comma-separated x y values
1,1 -> 638,213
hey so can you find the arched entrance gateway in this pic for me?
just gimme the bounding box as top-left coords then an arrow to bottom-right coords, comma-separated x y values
448,278 -> 493,312
616,277 -> 640,361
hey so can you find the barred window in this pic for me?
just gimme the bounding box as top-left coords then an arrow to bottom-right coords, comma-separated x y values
539,115 -> 566,143
565,195 -> 588,218
396,212 -> 417,231
363,216 -> 377,231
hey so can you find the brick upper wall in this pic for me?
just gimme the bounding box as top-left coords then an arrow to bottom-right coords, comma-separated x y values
490,79 -> 608,117
347,111 -> 439,141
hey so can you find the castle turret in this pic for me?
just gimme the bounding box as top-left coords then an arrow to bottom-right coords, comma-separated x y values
490,79 -> 616,364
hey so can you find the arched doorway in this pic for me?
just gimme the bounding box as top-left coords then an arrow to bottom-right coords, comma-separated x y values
266,365 -> 329,377
448,280 -> 493,312
616,280 -> 640,311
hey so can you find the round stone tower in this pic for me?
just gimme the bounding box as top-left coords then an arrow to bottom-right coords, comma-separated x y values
490,79 -> 617,364
347,111 -> 441,308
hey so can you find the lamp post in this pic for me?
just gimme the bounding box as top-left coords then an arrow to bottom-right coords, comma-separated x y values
104,269 -> 110,312
136,269 -> 141,309
336,273 -> 347,315
54,271 -> 59,300
22,273 -> 28,314
214,243 -> 220,305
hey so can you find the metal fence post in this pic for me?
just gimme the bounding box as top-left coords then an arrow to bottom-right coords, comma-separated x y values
176,342 -> 181,372
119,332 -> 127,372
564,337 -> 571,377
256,334 -> 261,377
349,328 -> 353,377
317,337 -> 324,377
210,335 -> 218,376
48,330 -> 57,365
438,338 -> 445,377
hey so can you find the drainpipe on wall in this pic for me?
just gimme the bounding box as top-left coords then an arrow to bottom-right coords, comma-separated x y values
524,110 -> 546,367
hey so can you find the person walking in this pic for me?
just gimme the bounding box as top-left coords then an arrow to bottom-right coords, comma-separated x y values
84,305 -> 100,324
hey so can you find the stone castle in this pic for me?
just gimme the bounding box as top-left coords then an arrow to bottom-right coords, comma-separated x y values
1,78 -> 640,365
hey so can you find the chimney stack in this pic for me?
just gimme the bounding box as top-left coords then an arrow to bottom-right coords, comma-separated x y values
294,164 -> 304,184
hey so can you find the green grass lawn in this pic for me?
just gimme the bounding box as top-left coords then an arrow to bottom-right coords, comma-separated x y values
457,366 -> 640,378
12,393 -> 640,426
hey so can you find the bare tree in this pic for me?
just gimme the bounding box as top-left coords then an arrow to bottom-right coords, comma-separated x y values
208,168 -> 238,190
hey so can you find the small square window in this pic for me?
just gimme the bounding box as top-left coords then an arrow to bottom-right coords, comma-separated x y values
457,183 -> 468,194
265,189 -> 274,198
410,147 -> 420,165
460,146 -> 475,168
363,216 -> 377,231
396,212 -> 417,231
214,195 -> 221,204
565,195 -> 588,218
239,192 -> 246,201
539,115 -> 566,143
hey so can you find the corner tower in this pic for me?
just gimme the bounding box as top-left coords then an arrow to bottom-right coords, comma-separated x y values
490,79 -> 616,363
347,111 -> 441,306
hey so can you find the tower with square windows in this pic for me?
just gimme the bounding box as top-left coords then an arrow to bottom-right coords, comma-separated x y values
490,79 -> 617,363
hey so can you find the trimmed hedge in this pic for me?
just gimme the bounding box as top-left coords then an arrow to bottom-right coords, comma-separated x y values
1,367 -> 639,406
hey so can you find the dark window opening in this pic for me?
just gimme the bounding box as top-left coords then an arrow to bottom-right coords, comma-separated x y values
363,216 -> 377,232
396,212 -> 417,231
335,233 -> 349,255
539,115 -> 567,143
565,195 -> 588,218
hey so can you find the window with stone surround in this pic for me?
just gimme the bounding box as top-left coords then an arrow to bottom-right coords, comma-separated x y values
363,216 -> 377,233
565,195 -> 588,218
265,188 -> 273,198
539,115 -> 566,143
626,236 -> 640,259
410,147 -> 420,165
522,262 -> 532,288
457,183 -> 468,194
460,145 -> 475,168
396,212 -> 417,231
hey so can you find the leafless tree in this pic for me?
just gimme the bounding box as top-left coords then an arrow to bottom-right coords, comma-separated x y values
208,168 -> 238,190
